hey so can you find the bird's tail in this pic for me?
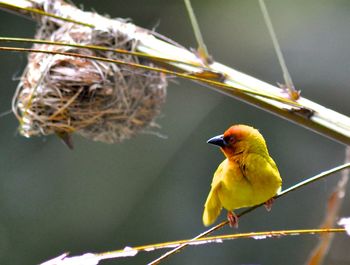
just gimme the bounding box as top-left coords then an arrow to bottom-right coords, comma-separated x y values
202,189 -> 222,226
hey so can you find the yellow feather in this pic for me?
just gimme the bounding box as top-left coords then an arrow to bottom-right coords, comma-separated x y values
203,162 -> 223,226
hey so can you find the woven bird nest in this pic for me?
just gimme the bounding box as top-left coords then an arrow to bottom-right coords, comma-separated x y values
13,7 -> 167,145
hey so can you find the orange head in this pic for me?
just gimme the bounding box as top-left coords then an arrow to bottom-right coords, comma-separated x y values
207,124 -> 267,158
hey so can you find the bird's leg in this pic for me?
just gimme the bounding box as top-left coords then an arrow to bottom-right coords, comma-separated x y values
227,211 -> 239,228
264,198 -> 275,212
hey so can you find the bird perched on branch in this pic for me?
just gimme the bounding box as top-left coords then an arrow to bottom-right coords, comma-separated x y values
202,124 -> 282,227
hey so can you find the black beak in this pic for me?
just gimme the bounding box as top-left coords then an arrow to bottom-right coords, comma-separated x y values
207,134 -> 226,147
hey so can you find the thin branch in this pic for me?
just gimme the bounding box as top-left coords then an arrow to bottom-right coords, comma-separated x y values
0,0 -> 349,144
0,109 -> 12,118
0,45 -> 302,106
148,163 -> 350,265
39,228 -> 347,265
0,36 -> 202,67
184,0 -> 211,63
103,228 -> 347,257
259,0 -> 297,99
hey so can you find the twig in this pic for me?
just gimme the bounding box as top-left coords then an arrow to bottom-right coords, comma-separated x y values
39,228 -> 347,265
0,0 -> 349,144
103,228 -> 347,256
0,46 -> 301,106
0,36 -> 201,67
184,0 -> 211,63
147,163 -> 350,265
259,0 -> 297,99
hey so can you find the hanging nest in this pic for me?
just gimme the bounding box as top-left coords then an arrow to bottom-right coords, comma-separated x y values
13,5 -> 167,145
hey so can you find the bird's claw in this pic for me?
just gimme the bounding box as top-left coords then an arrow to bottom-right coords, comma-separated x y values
227,211 -> 239,228
264,198 -> 275,212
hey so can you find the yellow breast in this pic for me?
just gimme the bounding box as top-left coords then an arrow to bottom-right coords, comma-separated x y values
217,153 -> 282,211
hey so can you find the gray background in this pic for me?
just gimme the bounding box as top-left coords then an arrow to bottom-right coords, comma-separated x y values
0,0 -> 349,264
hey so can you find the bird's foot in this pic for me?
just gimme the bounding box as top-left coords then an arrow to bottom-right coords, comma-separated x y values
227,211 -> 239,228
264,198 -> 275,212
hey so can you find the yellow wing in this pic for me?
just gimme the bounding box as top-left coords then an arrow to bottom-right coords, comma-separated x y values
202,160 -> 225,226
242,153 -> 282,204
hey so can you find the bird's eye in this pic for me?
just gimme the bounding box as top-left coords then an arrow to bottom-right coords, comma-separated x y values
224,135 -> 235,145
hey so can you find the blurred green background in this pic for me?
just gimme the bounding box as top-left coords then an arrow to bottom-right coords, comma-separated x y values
0,0 -> 349,264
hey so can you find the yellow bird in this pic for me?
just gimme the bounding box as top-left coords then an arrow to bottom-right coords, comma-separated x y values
203,124 -> 282,227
